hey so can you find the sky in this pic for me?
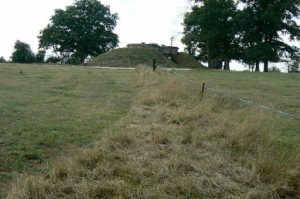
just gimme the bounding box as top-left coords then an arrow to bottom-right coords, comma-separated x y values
0,0 -> 298,71
0,0 -> 188,60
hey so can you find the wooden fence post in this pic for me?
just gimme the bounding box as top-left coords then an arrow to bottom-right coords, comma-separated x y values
201,82 -> 205,99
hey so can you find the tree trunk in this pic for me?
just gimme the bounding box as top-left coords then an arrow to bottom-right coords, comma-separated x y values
224,59 -> 230,70
264,61 -> 269,72
208,50 -> 212,68
255,61 -> 260,72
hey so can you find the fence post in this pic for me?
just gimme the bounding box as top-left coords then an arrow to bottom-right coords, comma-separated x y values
201,82 -> 205,99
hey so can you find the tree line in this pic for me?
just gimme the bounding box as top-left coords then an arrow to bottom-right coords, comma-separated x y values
0,0 -> 299,72
1,0 -> 118,65
182,0 -> 300,72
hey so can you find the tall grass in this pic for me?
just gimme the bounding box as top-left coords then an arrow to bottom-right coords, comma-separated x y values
5,68 -> 300,198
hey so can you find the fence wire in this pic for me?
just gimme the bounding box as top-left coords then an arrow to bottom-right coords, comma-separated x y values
173,71 -> 300,120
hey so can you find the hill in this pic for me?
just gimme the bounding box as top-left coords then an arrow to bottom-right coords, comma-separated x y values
174,52 -> 205,68
87,47 -> 205,69
87,47 -> 177,68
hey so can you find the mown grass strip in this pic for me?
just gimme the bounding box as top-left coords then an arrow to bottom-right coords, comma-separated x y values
0,63 -> 137,196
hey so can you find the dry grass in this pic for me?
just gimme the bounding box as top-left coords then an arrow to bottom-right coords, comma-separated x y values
5,68 -> 300,198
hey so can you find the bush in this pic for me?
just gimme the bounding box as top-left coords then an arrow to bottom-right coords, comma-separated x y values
269,66 -> 281,72
11,40 -> 35,63
0,56 -> 6,63
36,50 -> 46,63
289,56 -> 299,73
46,56 -> 61,64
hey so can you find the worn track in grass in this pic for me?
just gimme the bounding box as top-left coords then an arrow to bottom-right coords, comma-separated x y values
6,69 -> 300,198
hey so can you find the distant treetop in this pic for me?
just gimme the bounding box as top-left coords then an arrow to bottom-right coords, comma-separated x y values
38,0 -> 119,65
11,40 -> 35,63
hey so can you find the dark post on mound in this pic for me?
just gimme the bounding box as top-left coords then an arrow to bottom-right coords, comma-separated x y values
153,59 -> 157,71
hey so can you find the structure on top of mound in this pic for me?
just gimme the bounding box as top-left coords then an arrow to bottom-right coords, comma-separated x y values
127,43 -> 179,59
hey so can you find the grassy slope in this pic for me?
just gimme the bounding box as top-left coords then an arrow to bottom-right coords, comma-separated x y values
87,48 -> 177,68
179,70 -> 300,115
174,52 -> 204,68
5,69 -> 300,198
0,64 -> 136,195
86,48 -> 205,69
178,70 -> 300,143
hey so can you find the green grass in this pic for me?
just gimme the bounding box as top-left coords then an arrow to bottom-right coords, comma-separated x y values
87,47 -> 177,68
179,70 -> 300,114
1,64 -> 299,198
87,47 -> 204,68
0,63 -> 136,194
174,52 -> 204,68
5,69 -> 300,198
178,69 -> 300,144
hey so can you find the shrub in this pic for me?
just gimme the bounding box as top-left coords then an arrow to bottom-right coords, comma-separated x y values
0,56 -> 6,63
46,56 -> 61,64
11,40 -> 35,63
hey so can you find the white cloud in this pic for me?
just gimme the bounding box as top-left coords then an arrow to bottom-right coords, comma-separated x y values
99,0 -> 188,49
0,0 -> 74,59
0,0 -> 188,60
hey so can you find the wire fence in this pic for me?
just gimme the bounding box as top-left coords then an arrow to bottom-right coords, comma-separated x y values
173,71 -> 300,120
89,65 -> 300,120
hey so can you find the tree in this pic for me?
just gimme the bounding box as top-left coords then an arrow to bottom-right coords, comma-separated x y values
39,0 -> 119,65
36,50 -> 46,63
0,56 -> 6,63
182,0 -> 239,70
236,8 -> 263,72
269,66 -> 281,72
46,56 -> 61,64
240,0 -> 300,72
11,40 -> 35,63
289,56 -> 300,72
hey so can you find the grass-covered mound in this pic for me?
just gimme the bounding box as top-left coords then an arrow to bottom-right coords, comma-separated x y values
87,47 -> 177,68
174,52 -> 205,68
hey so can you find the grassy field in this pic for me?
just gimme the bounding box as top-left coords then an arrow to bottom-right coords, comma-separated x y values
1,65 -> 299,198
177,70 -> 300,143
179,70 -> 300,115
0,63 -> 137,195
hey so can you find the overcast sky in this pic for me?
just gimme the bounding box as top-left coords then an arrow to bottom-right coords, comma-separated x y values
0,0 -> 298,71
0,0 -> 188,60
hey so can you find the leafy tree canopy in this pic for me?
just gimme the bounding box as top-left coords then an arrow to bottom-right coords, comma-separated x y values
289,55 -> 300,72
11,40 -> 35,63
182,0 -> 238,70
182,0 -> 300,72
39,0 -> 119,65
46,56 -> 62,64
36,50 -> 46,63
238,0 -> 300,72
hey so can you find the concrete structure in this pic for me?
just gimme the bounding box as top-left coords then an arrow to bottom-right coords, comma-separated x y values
159,45 -> 179,58
127,43 -> 179,58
